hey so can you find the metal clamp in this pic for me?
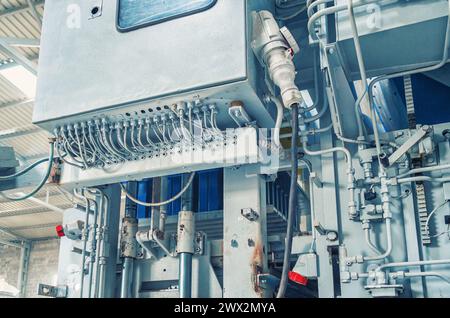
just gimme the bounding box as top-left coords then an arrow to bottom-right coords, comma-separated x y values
314,221 -> 338,242
241,208 -> 259,221
37,284 -> 68,298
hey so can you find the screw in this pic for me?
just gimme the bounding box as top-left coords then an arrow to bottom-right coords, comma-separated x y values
443,129 -> 450,140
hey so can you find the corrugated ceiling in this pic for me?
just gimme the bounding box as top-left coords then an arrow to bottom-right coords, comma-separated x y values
0,1 -> 66,242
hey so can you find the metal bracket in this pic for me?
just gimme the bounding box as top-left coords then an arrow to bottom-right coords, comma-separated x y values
37,284 -> 68,298
364,284 -> 404,298
310,172 -> 323,188
241,208 -> 259,221
194,231 -> 206,255
257,273 -> 280,291
314,221 -> 338,242
386,125 -> 432,166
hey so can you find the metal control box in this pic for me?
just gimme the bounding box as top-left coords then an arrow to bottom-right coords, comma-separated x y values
33,0 -> 275,132
333,0 -> 449,79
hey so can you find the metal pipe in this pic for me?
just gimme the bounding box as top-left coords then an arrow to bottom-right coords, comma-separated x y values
120,257 -> 133,298
177,209 -> 195,298
397,163 -> 450,178
79,192 -> 91,298
87,197 -> 99,298
364,227 -> 382,256
97,194 -> 109,298
179,253 -> 193,298
303,139 -> 357,218
303,87 -> 328,124
120,182 -> 138,298
363,215 -> 393,261
398,176 -> 450,184
404,272 -> 450,285
377,259 -> 450,272
92,189 -> 106,298
269,95 -> 284,148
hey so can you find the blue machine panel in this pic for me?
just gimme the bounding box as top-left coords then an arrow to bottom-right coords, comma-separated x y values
137,179 -> 152,219
165,169 -> 223,216
167,174 -> 183,216
133,169 -> 224,218
392,74 -> 450,126
195,169 -> 223,213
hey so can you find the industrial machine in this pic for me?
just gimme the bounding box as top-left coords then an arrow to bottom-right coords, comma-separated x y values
1,0 -> 450,298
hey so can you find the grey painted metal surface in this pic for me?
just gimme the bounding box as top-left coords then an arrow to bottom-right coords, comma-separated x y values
333,0 -> 450,79
33,0 -> 276,131
56,185 -> 121,298
223,166 -> 269,298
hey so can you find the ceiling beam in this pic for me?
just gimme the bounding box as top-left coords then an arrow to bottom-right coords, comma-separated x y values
0,1 -> 45,19
0,238 -> 23,248
0,226 -> 28,241
26,0 -> 42,29
0,99 -> 34,110
0,125 -> 42,141
0,37 -> 40,48
0,39 -> 38,75
21,195 -> 65,214
8,222 -> 60,231
0,206 -> 65,218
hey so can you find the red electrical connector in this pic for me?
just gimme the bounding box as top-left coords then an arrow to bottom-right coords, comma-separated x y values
55,225 -> 65,237
288,271 -> 308,286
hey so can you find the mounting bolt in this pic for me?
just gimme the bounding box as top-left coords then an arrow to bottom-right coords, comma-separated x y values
241,208 -> 259,221
443,129 -> 450,140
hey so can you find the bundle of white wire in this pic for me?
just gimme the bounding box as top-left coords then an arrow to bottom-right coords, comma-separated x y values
53,104 -> 224,170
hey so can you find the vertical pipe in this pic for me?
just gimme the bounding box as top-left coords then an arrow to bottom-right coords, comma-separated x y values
101,184 -> 122,298
159,176 -> 168,232
120,257 -> 133,298
97,195 -> 109,298
177,172 -> 195,299
87,197 -> 99,298
177,211 -> 194,299
120,182 -> 138,298
179,253 -> 193,298
79,195 -> 91,298
94,191 -> 107,298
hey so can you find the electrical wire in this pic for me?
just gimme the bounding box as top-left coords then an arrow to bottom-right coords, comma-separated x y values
425,200 -> 449,235
277,104 -> 299,298
0,140 -> 55,202
270,95 -> 284,148
0,157 -> 49,180
120,172 -> 195,207
347,0 -> 383,162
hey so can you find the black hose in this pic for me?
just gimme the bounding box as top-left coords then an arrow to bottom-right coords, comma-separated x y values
277,104 -> 299,298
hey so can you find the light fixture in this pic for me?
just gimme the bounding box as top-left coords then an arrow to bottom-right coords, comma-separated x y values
0,65 -> 37,98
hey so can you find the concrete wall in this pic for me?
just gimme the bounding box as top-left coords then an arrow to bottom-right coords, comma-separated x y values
0,239 -> 60,298
0,244 -> 21,297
